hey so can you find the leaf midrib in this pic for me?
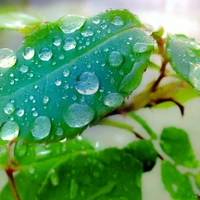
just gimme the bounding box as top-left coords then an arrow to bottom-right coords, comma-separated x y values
2,25 -> 139,101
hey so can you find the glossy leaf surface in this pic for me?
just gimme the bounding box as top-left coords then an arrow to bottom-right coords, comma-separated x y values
166,34 -> 200,92
161,161 -> 197,200
0,139 -> 143,200
125,140 -> 157,172
160,127 -> 198,168
0,9 -> 154,143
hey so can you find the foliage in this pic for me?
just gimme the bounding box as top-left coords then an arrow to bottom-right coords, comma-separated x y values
0,9 -> 200,200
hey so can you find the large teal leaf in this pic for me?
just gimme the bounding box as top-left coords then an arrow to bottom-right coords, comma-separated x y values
0,9 -> 154,143
161,161 -> 197,200
160,127 -> 198,168
166,34 -> 200,92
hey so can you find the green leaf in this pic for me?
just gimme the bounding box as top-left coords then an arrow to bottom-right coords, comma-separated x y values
0,9 -> 154,143
38,148 -> 142,200
194,172 -> 200,190
125,140 -> 158,172
166,34 -> 200,92
160,127 -> 198,168
128,112 -> 157,139
0,138 -> 94,200
0,12 -> 43,34
0,143 -> 8,168
161,161 -> 197,200
0,144 -> 142,200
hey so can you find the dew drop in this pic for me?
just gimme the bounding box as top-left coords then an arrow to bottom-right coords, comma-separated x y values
0,121 -> 19,141
22,47 -> 35,60
104,93 -> 124,108
63,68 -> 70,77
3,103 -> 15,115
31,116 -> 51,140
70,179 -> 79,199
133,42 -> 153,53
75,72 -> 99,95
55,80 -> 62,86
63,38 -> 77,51
16,109 -> 24,117
43,95 -> 49,104
15,141 -> 27,157
81,30 -> 94,37
108,51 -> 123,67
64,103 -> 95,128
50,169 -> 59,186
0,48 -> 17,68
92,16 -> 100,24
58,15 -> 85,34
111,16 -> 124,26
53,36 -> 62,46
56,128 -> 63,136
38,48 -> 52,61
19,65 -> 29,73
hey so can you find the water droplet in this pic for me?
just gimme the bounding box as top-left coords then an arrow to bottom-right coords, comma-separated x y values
55,80 -> 62,86
3,103 -> 15,115
0,121 -> 19,140
20,65 -> 29,73
58,15 -> 85,34
100,20 -> 107,29
104,93 -> 124,108
92,16 -> 100,24
133,42 -> 153,53
75,72 -> 99,95
81,30 -> 94,37
64,103 -> 95,128
38,48 -> 52,61
23,47 -> 35,60
111,16 -> 124,26
15,141 -> 27,157
70,179 -> 79,199
53,36 -> 62,46
43,96 -> 49,104
50,169 -> 59,186
63,68 -> 70,77
59,55 -> 65,60
31,116 -> 51,140
0,48 -> 17,68
108,51 -> 123,67
63,38 -> 77,51
56,128 -> 63,136
16,109 -> 24,117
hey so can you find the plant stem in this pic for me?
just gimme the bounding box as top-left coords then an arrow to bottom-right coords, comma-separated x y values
151,38 -> 169,92
5,168 -> 20,200
4,141 -> 20,200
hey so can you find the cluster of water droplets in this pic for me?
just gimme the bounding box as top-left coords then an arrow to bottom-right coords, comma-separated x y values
0,12 -> 154,142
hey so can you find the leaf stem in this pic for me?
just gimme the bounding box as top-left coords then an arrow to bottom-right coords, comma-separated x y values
151,38 -> 169,92
5,168 -> 20,200
4,141 -> 20,200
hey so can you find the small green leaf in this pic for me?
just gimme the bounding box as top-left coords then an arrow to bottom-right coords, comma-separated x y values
0,9 -> 154,143
125,140 -> 158,172
160,127 -> 198,168
38,148 -> 142,200
152,26 -> 164,40
166,34 -> 200,92
161,161 -> 197,200
0,138 -> 94,200
0,143 -> 8,168
128,112 -> 157,139
0,12 -> 43,34
194,172 -> 200,190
